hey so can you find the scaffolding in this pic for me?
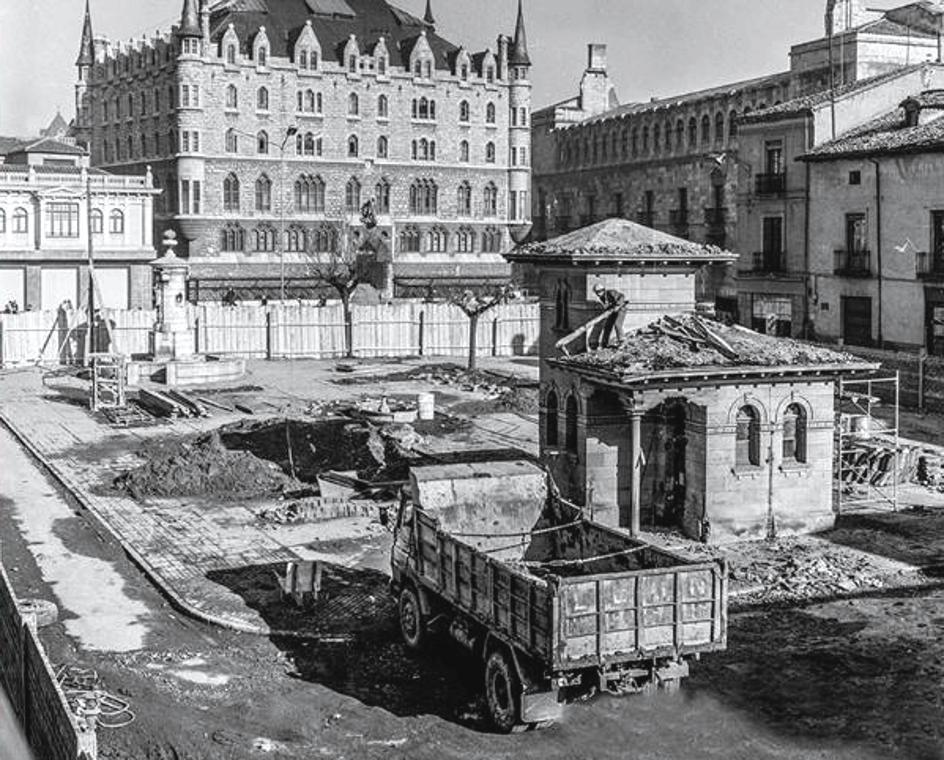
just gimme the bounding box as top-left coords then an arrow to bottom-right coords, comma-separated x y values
89,353 -> 126,412
836,373 -> 900,514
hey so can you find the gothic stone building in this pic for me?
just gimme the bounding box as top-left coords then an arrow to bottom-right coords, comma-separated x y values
531,0 -> 944,317
74,0 -> 532,299
506,218 -> 876,543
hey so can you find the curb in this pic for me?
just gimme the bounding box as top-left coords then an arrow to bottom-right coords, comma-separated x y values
0,409 -> 343,642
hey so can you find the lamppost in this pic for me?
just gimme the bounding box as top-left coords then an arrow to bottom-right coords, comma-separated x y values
229,124 -> 299,300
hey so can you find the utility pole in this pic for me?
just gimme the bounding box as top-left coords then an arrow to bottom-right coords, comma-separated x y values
278,126 -> 298,301
85,169 -> 96,360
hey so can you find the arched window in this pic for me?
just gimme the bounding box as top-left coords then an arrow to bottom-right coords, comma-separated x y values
565,395 -> 578,454
225,84 -> 238,110
481,225 -> 501,253
399,224 -> 421,252
347,134 -> 359,158
374,178 -> 390,213
782,404 -> 807,463
701,114 -> 711,145
459,140 -> 470,162
377,94 -> 388,118
675,120 -> 684,151
225,129 -> 238,153
226,44 -> 236,64
221,223 -> 245,252
305,89 -> 316,112
554,280 -> 571,331
298,131 -> 318,156
459,100 -> 470,122
253,224 -> 276,252
688,117 -> 697,147
409,179 -> 438,214
345,177 -> 361,212
728,110 -> 738,139
255,174 -> 272,211
109,209 -> 124,233
294,174 -> 324,212
546,390 -> 560,448
653,125 -> 661,153
642,126 -> 649,154
348,92 -> 359,116
311,224 -> 338,253
89,209 -> 102,234
257,130 -> 269,154
485,141 -> 496,163
299,49 -> 308,69
486,102 -> 496,124
12,208 -> 27,233
736,405 -> 761,467
285,225 -> 307,252
715,112 -> 725,144
376,135 -> 388,159
457,181 -> 472,216
223,173 -> 240,211
456,226 -> 476,252
483,182 -> 498,216
257,46 -> 268,67
257,86 -> 269,111
428,226 -> 448,252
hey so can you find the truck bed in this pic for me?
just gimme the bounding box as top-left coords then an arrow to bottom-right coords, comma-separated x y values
413,501 -> 727,671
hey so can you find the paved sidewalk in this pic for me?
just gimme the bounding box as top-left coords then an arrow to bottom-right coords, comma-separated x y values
0,360 -> 540,637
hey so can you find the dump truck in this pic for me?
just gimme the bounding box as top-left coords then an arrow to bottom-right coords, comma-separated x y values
390,460 -> 728,731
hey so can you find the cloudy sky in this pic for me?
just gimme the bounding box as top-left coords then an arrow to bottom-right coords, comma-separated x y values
0,0 -> 899,136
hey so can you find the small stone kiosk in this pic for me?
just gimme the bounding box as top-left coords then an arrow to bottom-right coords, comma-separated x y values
128,230 -> 246,387
505,219 -> 878,543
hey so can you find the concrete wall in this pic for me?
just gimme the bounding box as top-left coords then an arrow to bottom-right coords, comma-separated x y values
0,564 -> 97,760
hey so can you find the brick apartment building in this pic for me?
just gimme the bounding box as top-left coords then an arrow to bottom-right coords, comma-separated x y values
74,0 -> 532,299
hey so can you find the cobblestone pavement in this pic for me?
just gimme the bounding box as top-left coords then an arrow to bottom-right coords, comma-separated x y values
0,357 -> 540,636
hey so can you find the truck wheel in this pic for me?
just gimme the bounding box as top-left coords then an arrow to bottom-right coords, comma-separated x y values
484,648 -> 521,733
398,585 -> 426,651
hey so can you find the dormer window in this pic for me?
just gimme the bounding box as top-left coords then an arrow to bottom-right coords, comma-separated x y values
485,65 -> 495,83
226,44 -> 236,64
299,49 -> 308,69
904,100 -> 920,128
348,55 -> 357,73
258,46 -> 268,67
460,64 -> 469,80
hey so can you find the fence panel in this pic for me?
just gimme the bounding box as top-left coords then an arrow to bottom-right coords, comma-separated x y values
492,302 -> 540,357
352,301 -> 421,358
269,303 -> 347,359
197,304 -> 268,358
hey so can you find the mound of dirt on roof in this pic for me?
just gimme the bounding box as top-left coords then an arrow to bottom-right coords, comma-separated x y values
114,431 -> 299,501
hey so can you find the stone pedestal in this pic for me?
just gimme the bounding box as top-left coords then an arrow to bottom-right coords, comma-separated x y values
151,230 -> 194,362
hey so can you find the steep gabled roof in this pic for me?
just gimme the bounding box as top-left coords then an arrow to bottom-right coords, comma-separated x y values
209,0 -> 461,70
505,218 -> 738,266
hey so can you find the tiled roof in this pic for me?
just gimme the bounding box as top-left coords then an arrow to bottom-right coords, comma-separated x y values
555,314 -> 874,382
739,65 -> 925,124
7,138 -> 86,156
801,101 -> 944,159
0,137 -> 26,156
574,70 -> 792,128
209,0 -> 461,70
505,218 -> 738,265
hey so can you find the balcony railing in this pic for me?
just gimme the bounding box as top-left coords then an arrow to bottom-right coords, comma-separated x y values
754,172 -> 786,196
704,207 -> 727,227
636,211 -> 655,228
742,250 -> 786,273
834,249 -> 872,277
916,250 -> 944,280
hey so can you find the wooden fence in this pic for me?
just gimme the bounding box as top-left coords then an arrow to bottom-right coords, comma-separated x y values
0,565 -> 97,759
0,300 -> 540,366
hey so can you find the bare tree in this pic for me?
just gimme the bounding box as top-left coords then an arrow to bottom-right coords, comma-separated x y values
304,203 -> 387,358
443,283 -> 519,370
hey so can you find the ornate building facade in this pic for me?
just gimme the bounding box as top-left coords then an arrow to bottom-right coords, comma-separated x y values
531,0 -> 944,314
74,0 -> 532,298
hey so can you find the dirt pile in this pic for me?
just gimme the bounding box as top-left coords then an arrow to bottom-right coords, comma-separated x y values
114,432 -> 298,501
393,363 -> 540,416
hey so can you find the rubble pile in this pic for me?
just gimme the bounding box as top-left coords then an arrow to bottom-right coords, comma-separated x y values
839,438 -> 922,488
403,364 -> 539,415
730,542 -> 886,600
114,431 -> 298,501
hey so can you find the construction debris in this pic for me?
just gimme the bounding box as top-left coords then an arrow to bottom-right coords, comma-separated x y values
136,388 -> 209,419
56,665 -> 135,730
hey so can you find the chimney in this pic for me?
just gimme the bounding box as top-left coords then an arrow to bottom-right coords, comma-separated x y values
587,44 -> 607,73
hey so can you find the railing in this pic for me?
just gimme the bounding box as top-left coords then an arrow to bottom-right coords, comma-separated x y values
834,249 -> 872,277
754,172 -> 786,196
742,250 -> 786,273
636,211 -> 655,228
704,207 -> 727,227
916,250 -> 944,280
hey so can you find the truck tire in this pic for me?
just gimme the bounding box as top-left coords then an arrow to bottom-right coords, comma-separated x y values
398,585 -> 427,651
484,648 -> 521,732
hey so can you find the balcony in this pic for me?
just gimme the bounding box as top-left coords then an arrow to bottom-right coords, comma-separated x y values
669,208 -> 689,238
834,249 -> 872,277
754,172 -> 786,196
742,250 -> 786,274
636,210 -> 655,228
917,250 -> 944,280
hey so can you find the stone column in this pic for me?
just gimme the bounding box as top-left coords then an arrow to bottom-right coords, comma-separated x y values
630,409 -> 643,538
151,230 -> 194,361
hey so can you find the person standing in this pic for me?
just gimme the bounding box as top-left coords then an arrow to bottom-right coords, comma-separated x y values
593,283 -> 626,348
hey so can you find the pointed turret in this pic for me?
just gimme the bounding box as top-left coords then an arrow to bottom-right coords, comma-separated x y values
510,0 -> 530,67
177,0 -> 201,37
76,0 -> 94,66
423,0 -> 435,27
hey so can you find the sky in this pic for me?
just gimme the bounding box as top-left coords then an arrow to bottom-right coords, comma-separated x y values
0,0 -> 901,137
